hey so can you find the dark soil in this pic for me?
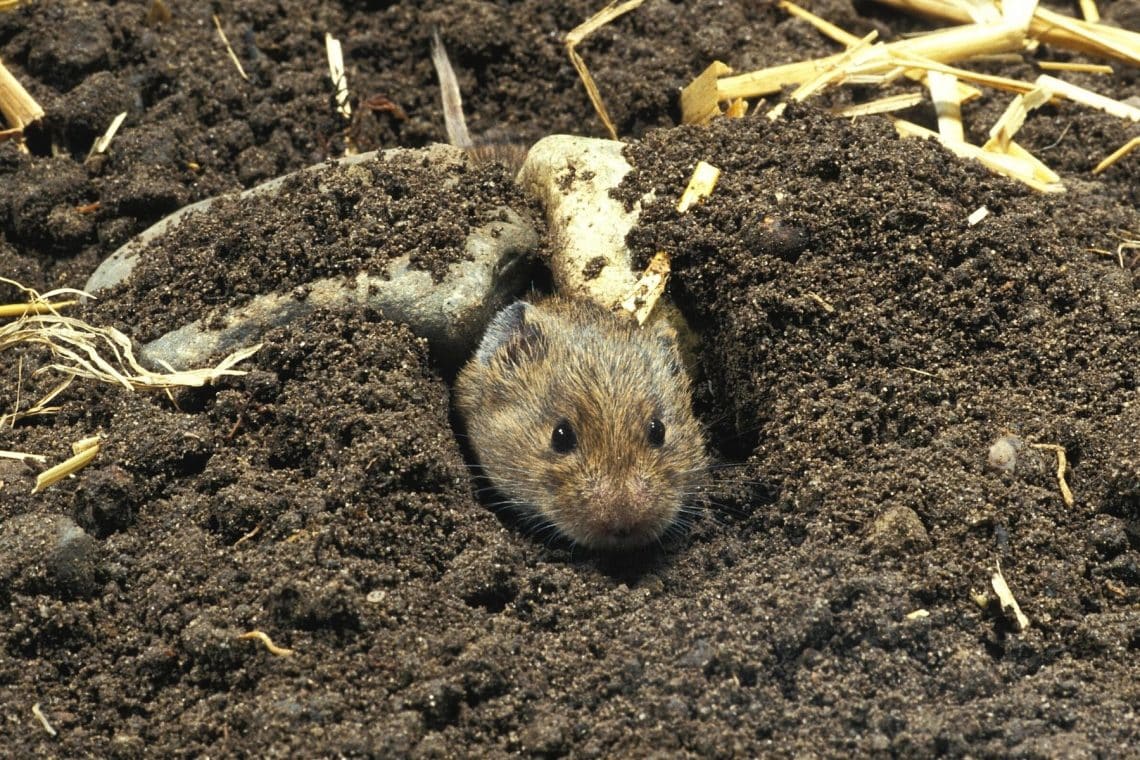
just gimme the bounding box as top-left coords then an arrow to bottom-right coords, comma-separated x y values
2,0 -> 1139,757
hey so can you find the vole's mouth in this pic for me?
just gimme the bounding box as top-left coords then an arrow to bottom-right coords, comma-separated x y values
563,510 -> 678,551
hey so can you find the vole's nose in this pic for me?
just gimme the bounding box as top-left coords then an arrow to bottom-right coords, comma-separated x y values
587,477 -> 660,545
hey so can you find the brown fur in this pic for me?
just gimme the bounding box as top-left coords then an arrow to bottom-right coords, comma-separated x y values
455,297 -> 707,549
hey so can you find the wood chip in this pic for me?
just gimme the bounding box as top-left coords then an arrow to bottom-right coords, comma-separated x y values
991,562 -> 1030,631
0,57 -> 44,130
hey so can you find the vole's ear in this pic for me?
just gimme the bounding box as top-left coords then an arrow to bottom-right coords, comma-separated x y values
648,319 -> 684,377
476,300 -> 548,368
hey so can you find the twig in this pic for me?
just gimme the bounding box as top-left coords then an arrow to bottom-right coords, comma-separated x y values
565,0 -> 647,140
1030,443 -> 1075,506
238,630 -> 295,657
213,14 -> 249,82
31,703 -> 57,737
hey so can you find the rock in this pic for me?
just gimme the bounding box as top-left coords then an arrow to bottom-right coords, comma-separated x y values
85,145 -> 539,370
516,134 -> 698,371
84,149 -> 385,294
517,134 -> 652,306
865,505 -> 930,556
0,513 -> 103,599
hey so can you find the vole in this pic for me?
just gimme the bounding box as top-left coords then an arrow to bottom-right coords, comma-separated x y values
454,298 -> 708,550
433,33 -> 708,549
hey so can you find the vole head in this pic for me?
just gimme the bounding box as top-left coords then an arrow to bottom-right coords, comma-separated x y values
455,298 -> 707,550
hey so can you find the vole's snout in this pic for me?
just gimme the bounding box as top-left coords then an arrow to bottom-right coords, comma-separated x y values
578,475 -> 670,548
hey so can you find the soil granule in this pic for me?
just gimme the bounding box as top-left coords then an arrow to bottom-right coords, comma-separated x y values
2,0 -> 1139,757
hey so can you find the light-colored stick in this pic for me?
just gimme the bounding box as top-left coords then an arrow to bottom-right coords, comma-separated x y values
1093,136 -> 1140,175
830,92 -> 926,117
0,57 -> 44,130
1036,74 -> 1140,121
565,0 -> 647,140
326,33 -> 351,119
1036,61 -> 1113,74
716,21 -> 1025,100
213,14 -> 249,82
927,70 -> 963,142
33,438 -> 101,493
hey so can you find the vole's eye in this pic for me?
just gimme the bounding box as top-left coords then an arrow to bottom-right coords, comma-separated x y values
551,419 -> 578,454
647,418 -> 666,447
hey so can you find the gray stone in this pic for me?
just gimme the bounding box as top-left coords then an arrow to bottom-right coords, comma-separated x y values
517,134 -> 652,306
865,505 -> 931,556
85,144 -> 538,370
140,208 -> 537,370
0,513 -> 103,598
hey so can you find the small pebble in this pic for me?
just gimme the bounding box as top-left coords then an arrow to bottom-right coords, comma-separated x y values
987,435 -> 1023,473
0,513 -> 103,598
866,505 -> 930,556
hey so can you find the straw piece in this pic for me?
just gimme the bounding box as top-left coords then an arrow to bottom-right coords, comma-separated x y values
326,33 -> 351,119
213,14 -> 249,81
714,21 -> 1026,101
1036,61 -> 1113,74
830,92 -> 926,117
681,61 -> 733,125
892,118 -> 1064,192
987,85 -> 1052,152
1036,74 -> 1140,121
565,0 -> 647,140
779,0 -> 981,101
1093,136 -> 1140,175
619,251 -> 671,325
0,57 -> 44,130
676,160 -> 721,212
992,562 -> 1030,632
33,438 -> 100,493
927,70 -> 964,142
88,111 -> 127,158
